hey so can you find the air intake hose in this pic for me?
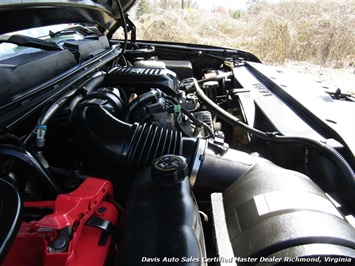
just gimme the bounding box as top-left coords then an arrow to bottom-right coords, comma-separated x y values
76,100 -> 257,191
76,103 -> 188,174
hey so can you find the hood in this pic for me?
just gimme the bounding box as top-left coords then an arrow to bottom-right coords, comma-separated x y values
0,0 -> 137,35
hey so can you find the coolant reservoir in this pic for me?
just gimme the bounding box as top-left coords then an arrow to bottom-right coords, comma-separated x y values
117,155 -> 206,266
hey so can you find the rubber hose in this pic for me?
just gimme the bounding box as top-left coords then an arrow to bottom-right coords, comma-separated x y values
124,90 -> 159,122
0,145 -> 62,198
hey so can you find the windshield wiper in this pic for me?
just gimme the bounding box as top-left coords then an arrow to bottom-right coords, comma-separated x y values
49,25 -> 99,38
0,34 -> 61,51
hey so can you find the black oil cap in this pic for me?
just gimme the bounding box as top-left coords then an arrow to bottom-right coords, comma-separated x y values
151,155 -> 188,186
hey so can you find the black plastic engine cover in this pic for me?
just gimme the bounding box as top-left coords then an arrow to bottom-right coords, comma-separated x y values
117,165 -> 206,265
217,158 -> 355,263
105,67 -> 178,95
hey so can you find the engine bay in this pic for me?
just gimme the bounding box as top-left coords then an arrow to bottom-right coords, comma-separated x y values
1,33 -> 355,265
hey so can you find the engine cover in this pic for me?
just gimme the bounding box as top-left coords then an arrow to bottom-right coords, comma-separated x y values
105,66 -> 178,95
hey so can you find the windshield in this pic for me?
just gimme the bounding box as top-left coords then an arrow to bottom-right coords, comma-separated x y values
0,24 -> 84,61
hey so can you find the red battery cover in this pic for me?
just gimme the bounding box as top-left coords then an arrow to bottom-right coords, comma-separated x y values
3,178 -> 118,266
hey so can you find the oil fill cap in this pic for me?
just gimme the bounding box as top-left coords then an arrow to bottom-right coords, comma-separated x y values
151,155 -> 188,186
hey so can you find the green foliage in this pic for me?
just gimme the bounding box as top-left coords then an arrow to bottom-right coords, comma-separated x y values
233,10 -> 242,19
136,0 -> 151,19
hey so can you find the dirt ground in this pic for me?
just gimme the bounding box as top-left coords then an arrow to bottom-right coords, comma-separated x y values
279,61 -> 355,95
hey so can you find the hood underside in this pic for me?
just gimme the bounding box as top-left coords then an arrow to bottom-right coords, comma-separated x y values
0,0 -> 136,35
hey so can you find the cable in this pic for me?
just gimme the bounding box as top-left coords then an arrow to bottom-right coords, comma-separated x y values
180,106 -> 214,139
180,73 -> 232,94
166,96 -> 214,139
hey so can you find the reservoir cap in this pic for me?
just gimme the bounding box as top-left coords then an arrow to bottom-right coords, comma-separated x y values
151,155 -> 188,186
